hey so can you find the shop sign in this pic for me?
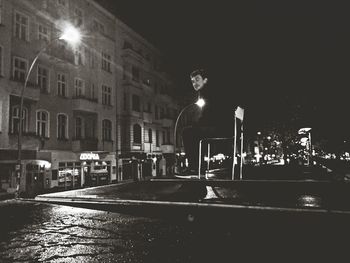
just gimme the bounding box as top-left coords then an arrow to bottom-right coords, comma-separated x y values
80,152 -> 100,160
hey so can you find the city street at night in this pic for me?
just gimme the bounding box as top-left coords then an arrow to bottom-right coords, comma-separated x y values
2,0 -> 350,262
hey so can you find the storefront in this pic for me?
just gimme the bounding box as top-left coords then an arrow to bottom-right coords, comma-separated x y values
79,152 -> 112,187
1,150 -> 117,194
0,159 -> 51,196
39,150 -> 116,190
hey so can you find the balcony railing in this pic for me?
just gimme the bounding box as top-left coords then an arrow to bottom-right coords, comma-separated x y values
72,138 -> 98,152
9,132 -> 42,149
102,140 -> 114,152
143,112 -> 153,123
9,79 -> 40,101
48,45 -> 75,64
121,47 -> 143,62
72,96 -> 99,113
162,117 -> 174,127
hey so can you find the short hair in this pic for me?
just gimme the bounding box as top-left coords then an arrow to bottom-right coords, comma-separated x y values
190,69 -> 207,79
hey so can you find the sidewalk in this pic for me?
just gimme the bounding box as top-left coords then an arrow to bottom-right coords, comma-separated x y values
0,191 -> 15,201
29,176 -> 350,223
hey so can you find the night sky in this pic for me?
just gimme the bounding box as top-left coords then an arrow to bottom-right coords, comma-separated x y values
94,0 -> 350,142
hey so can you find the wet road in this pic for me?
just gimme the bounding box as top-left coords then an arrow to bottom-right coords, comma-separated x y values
1,200 -> 350,262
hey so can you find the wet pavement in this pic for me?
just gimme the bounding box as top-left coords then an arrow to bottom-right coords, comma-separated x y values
1,199 -> 229,263
1,198 -> 350,262
3,166 -> 350,262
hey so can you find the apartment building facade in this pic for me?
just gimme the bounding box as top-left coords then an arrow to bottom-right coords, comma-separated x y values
0,0 -> 178,195
116,21 -> 178,178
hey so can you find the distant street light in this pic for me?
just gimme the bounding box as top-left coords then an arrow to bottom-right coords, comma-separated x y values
298,127 -> 312,166
173,98 -> 205,175
16,23 -> 81,196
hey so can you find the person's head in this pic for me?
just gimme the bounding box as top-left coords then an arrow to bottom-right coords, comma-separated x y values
190,69 -> 208,91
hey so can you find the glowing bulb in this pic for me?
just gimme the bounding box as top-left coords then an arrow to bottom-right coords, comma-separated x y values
195,98 -> 205,108
59,23 -> 81,45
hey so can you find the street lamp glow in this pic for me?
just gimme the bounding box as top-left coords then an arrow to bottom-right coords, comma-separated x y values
59,24 -> 81,45
195,98 -> 205,108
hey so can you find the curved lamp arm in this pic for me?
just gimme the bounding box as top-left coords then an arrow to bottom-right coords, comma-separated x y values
17,37 -> 63,164
173,98 -> 205,175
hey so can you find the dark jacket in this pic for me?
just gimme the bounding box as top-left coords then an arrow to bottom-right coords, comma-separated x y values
194,83 -> 234,135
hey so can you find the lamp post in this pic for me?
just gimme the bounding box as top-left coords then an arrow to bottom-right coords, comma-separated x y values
16,23 -> 81,196
298,127 -> 312,166
173,98 -> 205,175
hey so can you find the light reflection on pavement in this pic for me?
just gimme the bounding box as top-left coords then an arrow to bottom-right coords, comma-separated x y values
0,200 -> 187,262
1,199 -> 350,262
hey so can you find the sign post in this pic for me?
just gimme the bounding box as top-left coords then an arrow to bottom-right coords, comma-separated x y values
232,106 -> 244,180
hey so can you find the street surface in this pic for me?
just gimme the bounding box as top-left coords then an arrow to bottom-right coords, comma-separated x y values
1,199 -> 350,262
2,165 -> 350,262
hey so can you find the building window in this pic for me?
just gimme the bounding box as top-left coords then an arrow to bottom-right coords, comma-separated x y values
0,0 -> 3,25
75,117 -> 82,139
102,119 -> 112,141
102,85 -> 111,105
122,65 -> 126,80
89,50 -> 96,69
13,57 -> 27,82
11,106 -> 27,134
92,19 -> 105,34
167,129 -> 171,144
133,124 -> 141,144
121,124 -> 127,145
0,100 -> 2,132
14,11 -> 29,41
148,128 -> 152,143
37,65 -> 49,93
91,84 -> 97,101
74,46 -> 84,66
156,130 -> 159,147
36,110 -> 49,137
0,45 -> 3,76
162,130 -> 166,145
132,94 -> 140,112
42,0 -> 48,9
123,93 -> 127,110
57,114 -> 68,139
38,24 -> 49,42
131,66 -> 139,82
57,0 -> 66,7
123,40 -> 133,50
74,78 -> 85,97
155,105 -> 159,120
57,73 -> 67,97
101,52 -> 111,72
74,8 -> 83,27
144,102 -> 152,113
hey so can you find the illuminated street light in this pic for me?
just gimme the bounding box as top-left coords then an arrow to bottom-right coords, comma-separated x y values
16,24 -> 81,197
195,98 -> 205,108
59,24 -> 81,45
173,98 -> 205,175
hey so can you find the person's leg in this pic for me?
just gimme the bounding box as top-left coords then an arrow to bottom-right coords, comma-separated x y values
182,126 -> 200,172
182,126 -> 219,173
